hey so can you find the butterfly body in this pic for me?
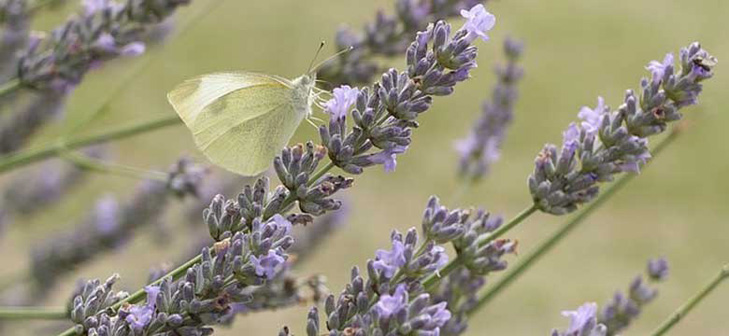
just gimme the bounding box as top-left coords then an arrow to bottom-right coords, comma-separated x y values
167,71 -> 316,176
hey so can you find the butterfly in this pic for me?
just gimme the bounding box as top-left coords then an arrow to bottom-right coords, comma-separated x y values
166,44 -> 339,176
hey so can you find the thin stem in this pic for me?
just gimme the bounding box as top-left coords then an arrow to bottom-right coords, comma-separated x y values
421,204 -> 538,292
449,177 -> 474,206
309,161 -> 336,186
649,263 -> 729,336
478,204 -> 538,247
469,129 -> 681,314
0,78 -> 21,98
0,307 -> 67,320
60,150 -> 168,182
0,115 -> 180,175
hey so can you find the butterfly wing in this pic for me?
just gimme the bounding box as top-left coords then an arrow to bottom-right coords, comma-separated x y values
167,72 -> 306,176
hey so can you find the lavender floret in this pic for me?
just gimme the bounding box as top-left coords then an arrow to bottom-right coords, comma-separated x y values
552,302 -> 608,336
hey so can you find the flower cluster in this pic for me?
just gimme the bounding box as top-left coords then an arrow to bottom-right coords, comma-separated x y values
16,0 -> 191,93
551,258 -> 669,336
70,208 -> 295,335
529,42 -> 717,215
302,230 -> 453,335
29,158 -> 205,299
294,195 -> 514,335
455,37 -> 524,180
318,0 -> 488,86
598,258 -> 669,335
320,12 -> 487,178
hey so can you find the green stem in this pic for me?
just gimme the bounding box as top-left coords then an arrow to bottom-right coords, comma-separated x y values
478,204 -> 538,246
649,264 -> 729,336
0,115 -> 180,175
0,78 -> 21,98
0,307 -> 67,320
421,204 -> 538,292
309,161 -> 336,185
60,150 -> 168,181
469,129 -> 680,314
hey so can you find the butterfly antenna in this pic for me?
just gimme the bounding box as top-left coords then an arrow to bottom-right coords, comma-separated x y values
309,45 -> 354,75
307,41 -> 326,74
305,117 -> 321,130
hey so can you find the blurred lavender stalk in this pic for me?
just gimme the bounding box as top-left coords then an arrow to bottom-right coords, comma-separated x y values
28,158 -> 205,300
455,37 -> 524,181
317,0 -> 487,86
0,0 -> 191,154
530,43 -> 717,215
16,0 -> 192,93
599,258 -> 669,335
0,0 -> 30,82
0,146 -> 105,231
551,258 -> 669,336
0,88 -> 66,154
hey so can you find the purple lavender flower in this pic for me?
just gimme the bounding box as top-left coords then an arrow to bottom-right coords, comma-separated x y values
125,285 -> 159,330
646,53 -> 674,83
459,4 -> 495,42
373,238 -> 407,278
367,145 -> 408,172
529,42 -> 717,215
555,303 -> 607,336
647,257 -> 669,281
250,249 -> 287,280
374,284 -> 408,318
324,85 -> 359,119
577,97 -> 607,133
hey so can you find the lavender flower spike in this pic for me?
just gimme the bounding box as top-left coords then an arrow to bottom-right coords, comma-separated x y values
456,37 -> 524,180
529,42 -> 717,215
317,0 -> 490,85
599,258 -> 669,335
17,0 -> 192,93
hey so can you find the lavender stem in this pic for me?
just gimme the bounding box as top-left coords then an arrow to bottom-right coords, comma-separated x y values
0,307 -> 66,320
470,127 -> 682,312
0,77 -> 19,98
59,150 -> 169,182
0,115 -> 180,175
650,263 -> 729,336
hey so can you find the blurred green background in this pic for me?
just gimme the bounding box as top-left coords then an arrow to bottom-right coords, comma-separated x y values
1,0 -> 728,334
